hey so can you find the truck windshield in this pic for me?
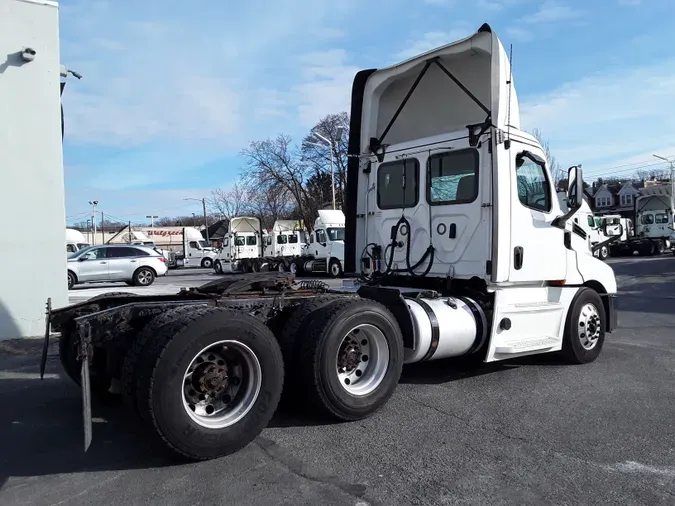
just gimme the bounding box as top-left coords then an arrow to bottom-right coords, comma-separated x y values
234,237 -> 245,246
327,227 -> 345,241
655,213 -> 669,224
288,234 -> 299,244
246,236 -> 257,246
199,240 -> 209,248
641,214 -> 654,225
277,235 -> 288,244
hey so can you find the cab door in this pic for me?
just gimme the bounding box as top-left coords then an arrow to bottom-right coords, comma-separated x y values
508,146 -> 567,282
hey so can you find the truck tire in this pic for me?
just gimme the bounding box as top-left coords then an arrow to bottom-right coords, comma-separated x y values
598,245 -> 609,260
121,305 -> 204,417
214,260 -> 223,274
133,307 -> 284,461
656,240 -> 665,255
328,259 -> 342,278
294,298 -> 404,421
561,288 -> 606,364
273,295 -> 345,403
201,258 -> 213,269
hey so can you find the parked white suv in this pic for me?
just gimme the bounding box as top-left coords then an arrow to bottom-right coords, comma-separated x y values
67,244 -> 168,289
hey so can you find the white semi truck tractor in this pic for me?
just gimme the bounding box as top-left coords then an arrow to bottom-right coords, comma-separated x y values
43,24 -> 618,462
66,228 -> 90,255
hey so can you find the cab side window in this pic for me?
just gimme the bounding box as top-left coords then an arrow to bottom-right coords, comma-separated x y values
515,152 -> 552,212
316,229 -> 327,243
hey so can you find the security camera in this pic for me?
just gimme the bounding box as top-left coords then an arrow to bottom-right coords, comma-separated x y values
21,47 -> 36,62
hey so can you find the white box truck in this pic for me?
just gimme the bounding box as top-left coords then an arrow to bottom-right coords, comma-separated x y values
43,24 -> 619,462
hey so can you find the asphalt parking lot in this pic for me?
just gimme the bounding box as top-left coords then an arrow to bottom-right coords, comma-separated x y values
1,259 -> 674,505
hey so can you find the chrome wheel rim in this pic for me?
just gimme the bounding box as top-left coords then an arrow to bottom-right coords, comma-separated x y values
335,324 -> 389,396
182,340 -> 262,429
331,263 -> 339,276
578,303 -> 601,350
290,262 -> 297,274
137,270 -> 152,285
277,263 -> 286,272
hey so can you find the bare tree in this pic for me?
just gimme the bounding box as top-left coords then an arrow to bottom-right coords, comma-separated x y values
239,134 -> 319,230
531,128 -> 564,187
209,181 -> 248,221
635,168 -> 668,181
300,112 -> 349,211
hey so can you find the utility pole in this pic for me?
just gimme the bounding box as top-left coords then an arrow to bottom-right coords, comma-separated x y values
88,200 -> 98,245
183,197 -> 209,243
101,211 -> 105,244
146,215 -> 158,228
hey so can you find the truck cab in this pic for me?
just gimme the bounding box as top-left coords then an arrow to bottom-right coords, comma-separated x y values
264,220 -> 306,258
213,217 -> 262,273
183,227 -> 217,268
346,23 -> 617,362
66,228 -> 90,255
305,210 -> 345,276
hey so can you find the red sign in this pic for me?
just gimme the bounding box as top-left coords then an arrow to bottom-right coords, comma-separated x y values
146,230 -> 183,237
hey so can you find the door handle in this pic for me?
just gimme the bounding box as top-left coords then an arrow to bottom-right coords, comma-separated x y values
130,260 -> 137,263
100,261 -> 107,264
514,246 -> 524,270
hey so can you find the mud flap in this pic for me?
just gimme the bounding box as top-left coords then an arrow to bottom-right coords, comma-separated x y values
39,298 -> 52,380
79,323 -> 93,451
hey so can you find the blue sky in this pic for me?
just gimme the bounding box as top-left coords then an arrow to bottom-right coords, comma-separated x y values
60,0 -> 675,224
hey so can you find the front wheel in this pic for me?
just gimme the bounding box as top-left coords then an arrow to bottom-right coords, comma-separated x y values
133,308 -> 284,461
656,240 -> 665,254
328,259 -> 342,278
598,245 -> 609,260
294,298 -> 404,421
214,260 -> 223,274
67,271 -> 76,289
561,288 -> 606,364
201,258 -> 213,269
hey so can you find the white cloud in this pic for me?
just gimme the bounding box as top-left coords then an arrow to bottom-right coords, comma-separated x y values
519,58 -> 675,176
523,1 -> 585,24
394,23 -> 474,60
506,26 -> 535,42
293,50 -> 360,126
59,0 -> 355,148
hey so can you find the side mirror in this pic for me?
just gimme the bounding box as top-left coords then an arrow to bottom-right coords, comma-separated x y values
553,165 -> 584,229
566,165 -> 583,212
78,256 -> 88,262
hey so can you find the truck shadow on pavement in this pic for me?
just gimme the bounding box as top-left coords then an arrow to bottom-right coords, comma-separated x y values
0,360 -> 340,488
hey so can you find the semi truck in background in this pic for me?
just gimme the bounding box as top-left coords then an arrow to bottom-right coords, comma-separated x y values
213,211 -> 345,276
598,185 -> 674,257
295,209 -> 345,277
43,24 -> 619,463
66,228 -> 90,255
213,216 -> 263,274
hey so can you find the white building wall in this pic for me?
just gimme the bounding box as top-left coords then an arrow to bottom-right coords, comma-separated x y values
0,0 -> 67,339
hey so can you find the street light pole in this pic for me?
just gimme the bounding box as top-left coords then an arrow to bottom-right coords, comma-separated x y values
146,215 -> 158,228
653,154 -> 675,212
88,200 -> 98,245
311,127 -> 344,211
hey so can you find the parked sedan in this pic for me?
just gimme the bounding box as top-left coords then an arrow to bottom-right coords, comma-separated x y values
67,244 -> 168,289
